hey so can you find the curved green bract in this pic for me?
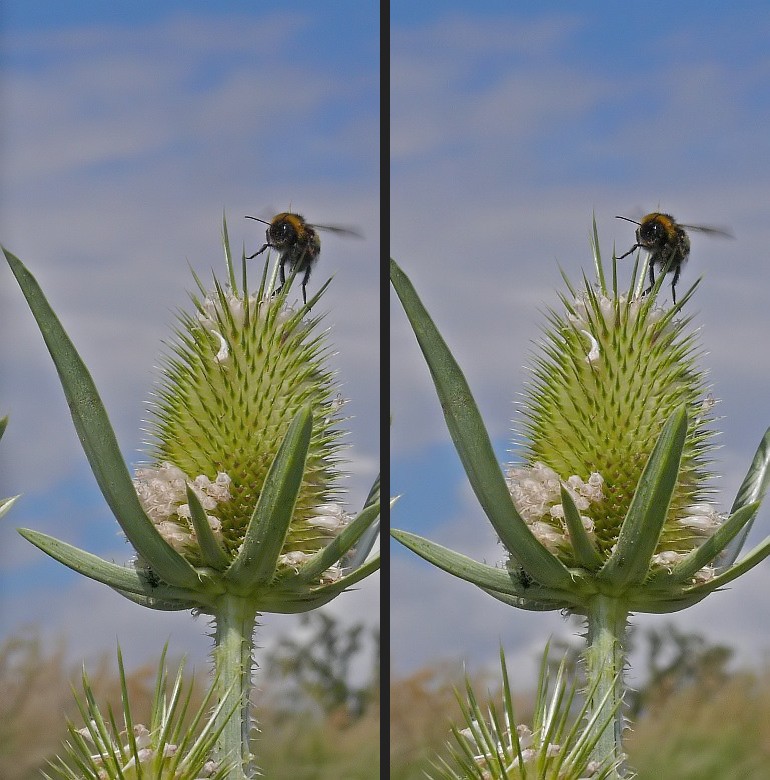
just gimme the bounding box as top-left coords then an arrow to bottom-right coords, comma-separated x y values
390,259 -> 572,591
4,247 -> 200,589
225,406 -> 312,589
601,407 -> 687,586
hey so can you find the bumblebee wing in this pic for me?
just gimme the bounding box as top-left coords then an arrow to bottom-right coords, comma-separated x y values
679,224 -> 734,239
309,223 -> 364,239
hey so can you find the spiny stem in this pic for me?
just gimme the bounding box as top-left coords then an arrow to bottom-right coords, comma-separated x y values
213,595 -> 259,779
584,594 -> 629,778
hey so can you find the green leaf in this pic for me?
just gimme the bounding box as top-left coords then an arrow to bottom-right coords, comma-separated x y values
346,517 -> 380,571
17,528 -> 203,604
363,473 -> 380,508
630,593 -> 708,614
392,528 -> 574,610
684,535 -> 770,596
732,429 -> 770,509
226,405 -> 312,589
392,528 -> 522,592
222,212 -> 237,293
110,589 -> 198,611
481,587 -> 566,611
185,484 -> 231,570
260,555 -> 381,613
602,406 -> 687,586
721,428 -> 770,568
561,485 -> 603,569
0,495 -> 20,520
590,213 -> 607,294
313,553 -> 380,592
390,259 -> 572,590
4,248 -> 200,590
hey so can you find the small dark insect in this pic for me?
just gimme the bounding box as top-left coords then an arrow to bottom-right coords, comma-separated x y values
516,567 -> 533,590
245,212 -> 361,304
616,212 -> 732,304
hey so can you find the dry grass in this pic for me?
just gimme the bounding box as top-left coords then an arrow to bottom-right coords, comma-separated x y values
0,630 -> 74,780
256,703 -> 380,779
627,671 -> 770,779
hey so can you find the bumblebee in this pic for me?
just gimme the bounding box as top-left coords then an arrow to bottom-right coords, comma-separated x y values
245,212 -> 361,304
616,212 -> 732,304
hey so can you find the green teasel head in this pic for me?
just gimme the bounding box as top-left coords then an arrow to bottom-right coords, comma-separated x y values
509,252 -> 718,570
134,234 -> 348,572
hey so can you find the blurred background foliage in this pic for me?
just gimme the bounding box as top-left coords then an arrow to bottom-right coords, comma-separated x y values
0,611 -> 380,780
390,623 -> 770,780
6,617 -> 770,779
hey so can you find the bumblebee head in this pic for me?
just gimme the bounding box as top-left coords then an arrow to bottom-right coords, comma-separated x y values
637,213 -> 678,248
617,213 -> 678,250
246,212 -> 308,249
266,213 -> 307,248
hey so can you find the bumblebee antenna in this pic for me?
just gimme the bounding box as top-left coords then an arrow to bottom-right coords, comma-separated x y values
615,215 -> 641,226
245,215 -> 271,226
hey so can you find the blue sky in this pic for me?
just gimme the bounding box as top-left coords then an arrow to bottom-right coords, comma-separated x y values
391,3 -> 770,685
0,2 -> 379,672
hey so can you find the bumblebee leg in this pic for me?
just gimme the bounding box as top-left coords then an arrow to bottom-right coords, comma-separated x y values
270,258 -> 288,299
246,242 -> 269,260
670,264 -> 681,305
616,243 -> 640,260
301,266 -> 312,305
642,263 -> 656,297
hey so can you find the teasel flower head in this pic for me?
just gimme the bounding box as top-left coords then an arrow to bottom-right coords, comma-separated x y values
135,252 -> 346,573
429,646 -> 621,780
44,645 -> 235,780
508,267 -> 718,573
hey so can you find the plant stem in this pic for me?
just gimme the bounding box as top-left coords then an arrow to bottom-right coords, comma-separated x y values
584,594 -> 629,778
213,594 -> 259,779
